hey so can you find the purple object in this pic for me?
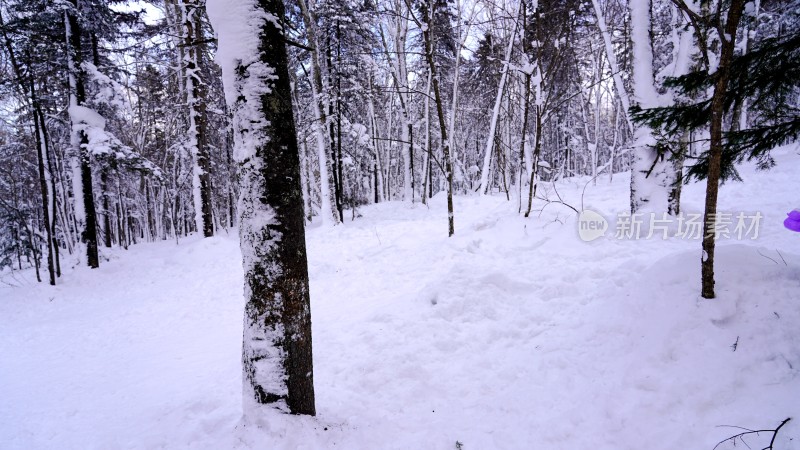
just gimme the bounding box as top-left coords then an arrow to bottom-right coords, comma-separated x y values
785,210 -> 800,232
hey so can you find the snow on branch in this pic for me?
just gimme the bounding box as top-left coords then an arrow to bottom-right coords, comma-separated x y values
82,62 -> 129,111
68,105 -> 162,178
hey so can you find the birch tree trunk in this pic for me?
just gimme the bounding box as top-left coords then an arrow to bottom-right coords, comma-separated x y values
590,0 -> 633,133
297,0 -> 339,225
628,0 -> 675,214
379,6 -> 413,202
478,2 -> 521,195
368,74 -> 386,202
664,4 -> 696,215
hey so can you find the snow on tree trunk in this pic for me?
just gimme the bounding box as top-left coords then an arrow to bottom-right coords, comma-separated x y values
628,0 -> 675,214
397,31 -> 413,203
34,107 -> 56,284
419,0 -> 454,236
65,11 -> 84,234
64,4 -> 100,269
663,5 -> 696,215
446,35 -> 462,187
421,70 -> 432,205
179,0 -> 214,237
401,116 -> 412,202
312,85 -> 338,225
590,0 -> 633,133
379,10 -> 413,202
368,75 -> 386,203
208,0 -> 316,415
297,0 -> 339,225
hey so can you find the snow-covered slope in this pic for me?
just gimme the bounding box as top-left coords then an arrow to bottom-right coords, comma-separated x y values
2,146 -> 799,449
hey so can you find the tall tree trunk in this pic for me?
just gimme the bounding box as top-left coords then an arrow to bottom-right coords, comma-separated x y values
179,0 -> 214,237
30,217 -> 41,283
395,16 -> 413,203
701,0 -> 746,299
368,74 -> 385,203
665,4 -> 696,215
101,168 -> 112,247
628,0 -> 680,215
224,103 -> 237,228
421,70 -> 432,205
592,54 -> 602,185
89,36 -> 113,244
518,69 -> 531,212
65,3 -> 99,268
415,0 -> 454,236
478,2 -> 520,195
326,37 -> 342,218
32,91 -> 56,284
517,0 -> 531,213
378,11 -> 413,202
729,0 -> 757,132
524,106 -> 542,218
297,0 -> 339,225
590,0 -> 633,133
408,123 -> 414,203
116,172 -> 128,250
335,22 -> 346,215
208,0 -> 316,415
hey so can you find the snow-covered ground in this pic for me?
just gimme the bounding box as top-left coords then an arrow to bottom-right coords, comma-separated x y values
2,146 -> 799,450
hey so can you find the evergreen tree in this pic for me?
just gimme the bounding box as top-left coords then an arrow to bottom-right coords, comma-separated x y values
632,30 -> 800,182
630,0 -> 800,298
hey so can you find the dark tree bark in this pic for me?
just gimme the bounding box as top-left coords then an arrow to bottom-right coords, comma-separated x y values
226,123 -> 236,228
116,172 -> 128,250
0,10 -> 56,284
412,0 -> 454,236
700,0 -> 746,299
65,0 -> 100,268
373,161 -> 379,203
325,35 -> 344,221
224,0 -> 316,415
408,123 -> 414,203
101,168 -> 112,248
335,22 -> 345,219
32,88 -> 56,284
182,0 -> 214,237
524,106 -> 542,218
518,0 -> 531,213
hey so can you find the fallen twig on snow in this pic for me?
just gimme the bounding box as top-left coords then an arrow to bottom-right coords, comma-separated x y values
713,417 -> 791,450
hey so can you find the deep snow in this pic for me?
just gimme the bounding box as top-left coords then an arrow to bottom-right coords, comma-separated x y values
2,147 -> 799,450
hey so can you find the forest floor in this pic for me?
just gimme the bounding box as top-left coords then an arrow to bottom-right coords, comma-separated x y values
2,146 -> 800,450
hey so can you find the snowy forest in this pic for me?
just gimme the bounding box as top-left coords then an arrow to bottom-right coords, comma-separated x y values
1,0 -> 799,448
